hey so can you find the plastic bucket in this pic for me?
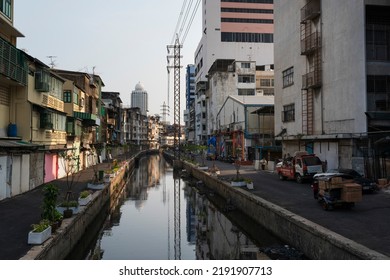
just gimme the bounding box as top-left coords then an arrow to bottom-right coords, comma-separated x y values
7,124 -> 17,137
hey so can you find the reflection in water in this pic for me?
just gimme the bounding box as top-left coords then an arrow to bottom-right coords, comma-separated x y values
83,154 -> 303,260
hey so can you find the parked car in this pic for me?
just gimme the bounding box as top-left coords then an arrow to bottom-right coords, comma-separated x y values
313,168 -> 378,193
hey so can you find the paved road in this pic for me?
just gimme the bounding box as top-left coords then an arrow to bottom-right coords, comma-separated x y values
203,159 -> 390,257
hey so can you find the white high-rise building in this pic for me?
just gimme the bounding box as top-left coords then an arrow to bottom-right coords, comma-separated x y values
131,82 -> 148,115
194,0 -> 274,84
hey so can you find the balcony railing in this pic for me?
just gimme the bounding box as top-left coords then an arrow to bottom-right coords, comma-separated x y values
301,0 -> 321,23
74,111 -> 99,126
301,32 -> 321,55
302,70 -> 322,89
0,37 -> 27,85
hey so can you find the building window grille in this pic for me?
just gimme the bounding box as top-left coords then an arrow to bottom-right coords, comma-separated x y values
238,75 -> 255,83
63,90 -> 72,103
238,89 -> 255,96
283,67 -> 294,88
282,104 -> 295,122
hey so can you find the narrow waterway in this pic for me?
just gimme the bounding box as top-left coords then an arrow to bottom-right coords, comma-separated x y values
69,154 -> 306,260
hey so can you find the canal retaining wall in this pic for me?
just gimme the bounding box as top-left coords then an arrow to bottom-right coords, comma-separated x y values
179,159 -> 388,260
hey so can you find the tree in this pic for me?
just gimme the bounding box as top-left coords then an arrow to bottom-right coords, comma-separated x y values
58,149 -> 80,205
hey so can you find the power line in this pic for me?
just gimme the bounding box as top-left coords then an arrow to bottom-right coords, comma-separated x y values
181,0 -> 201,44
171,0 -> 188,45
178,0 -> 194,40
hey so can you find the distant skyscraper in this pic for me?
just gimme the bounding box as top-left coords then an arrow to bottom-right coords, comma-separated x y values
186,65 -> 195,109
131,82 -> 148,115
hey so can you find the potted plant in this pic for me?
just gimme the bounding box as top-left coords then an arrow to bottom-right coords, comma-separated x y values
78,190 -> 92,206
231,176 -> 247,187
41,184 -> 60,232
53,209 -> 63,230
57,200 -> 79,218
245,178 -> 254,189
28,219 -> 51,245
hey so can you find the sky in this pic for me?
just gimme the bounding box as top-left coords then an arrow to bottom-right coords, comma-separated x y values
14,0 -> 201,124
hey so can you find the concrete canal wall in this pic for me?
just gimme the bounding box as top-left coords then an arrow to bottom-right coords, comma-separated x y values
179,159 -> 388,260
21,151 -> 154,260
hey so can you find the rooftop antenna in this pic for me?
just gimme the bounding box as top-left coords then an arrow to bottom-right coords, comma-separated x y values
47,56 -> 57,68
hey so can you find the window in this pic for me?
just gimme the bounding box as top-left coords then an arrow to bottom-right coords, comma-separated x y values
366,24 -> 390,61
283,67 -> 294,87
221,32 -> 273,43
260,79 -> 271,87
221,18 -> 273,24
238,75 -> 255,83
366,5 -> 390,61
73,90 -> 79,105
241,62 -> 251,69
0,0 -> 11,19
63,90 -> 71,103
238,89 -> 255,96
282,104 -> 295,122
221,7 -> 273,14
367,75 -> 390,111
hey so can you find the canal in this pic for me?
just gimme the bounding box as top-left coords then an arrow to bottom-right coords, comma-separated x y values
67,154 -> 306,260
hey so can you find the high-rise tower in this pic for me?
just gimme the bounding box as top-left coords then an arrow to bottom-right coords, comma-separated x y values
131,82 -> 148,115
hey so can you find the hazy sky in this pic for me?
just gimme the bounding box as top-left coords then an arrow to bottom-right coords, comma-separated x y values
14,0 -> 201,123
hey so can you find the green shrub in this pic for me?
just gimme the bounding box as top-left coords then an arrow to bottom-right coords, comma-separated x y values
79,190 -> 91,199
31,219 -> 50,232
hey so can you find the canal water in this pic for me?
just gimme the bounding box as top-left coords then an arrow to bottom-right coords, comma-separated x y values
68,154 -> 306,260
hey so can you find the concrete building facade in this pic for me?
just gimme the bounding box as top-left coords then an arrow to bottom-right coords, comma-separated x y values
274,0 -> 390,178
192,0 -> 275,145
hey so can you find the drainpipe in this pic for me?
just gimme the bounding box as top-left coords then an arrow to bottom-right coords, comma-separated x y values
30,102 -> 33,142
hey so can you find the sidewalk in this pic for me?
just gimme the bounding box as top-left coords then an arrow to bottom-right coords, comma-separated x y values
198,158 -> 390,258
0,161 -> 111,260
0,151 -> 137,260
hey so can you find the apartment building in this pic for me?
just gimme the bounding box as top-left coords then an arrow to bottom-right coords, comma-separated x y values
123,107 -> 148,149
184,65 -> 196,143
274,0 -> 390,178
102,91 -> 123,146
52,69 -> 105,166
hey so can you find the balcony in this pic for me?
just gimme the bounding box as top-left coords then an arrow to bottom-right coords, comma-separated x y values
301,0 -> 321,23
107,118 -> 116,126
301,32 -> 321,55
35,70 -> 50,92
302,70 -> 322,90
73,111 -> 99,126
42,94 -> 64,112
0,37 -> 27,85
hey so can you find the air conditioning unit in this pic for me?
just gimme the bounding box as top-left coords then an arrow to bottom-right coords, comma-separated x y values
79,98 -> 84,107
227,65 -> 234,72
36,81 -> 50,92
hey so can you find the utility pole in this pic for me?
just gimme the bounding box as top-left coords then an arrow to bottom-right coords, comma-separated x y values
167,35 -> 183,261
167,36 -> 183,161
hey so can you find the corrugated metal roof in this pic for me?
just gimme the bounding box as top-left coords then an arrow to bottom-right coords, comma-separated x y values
0,140 -> 43,149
